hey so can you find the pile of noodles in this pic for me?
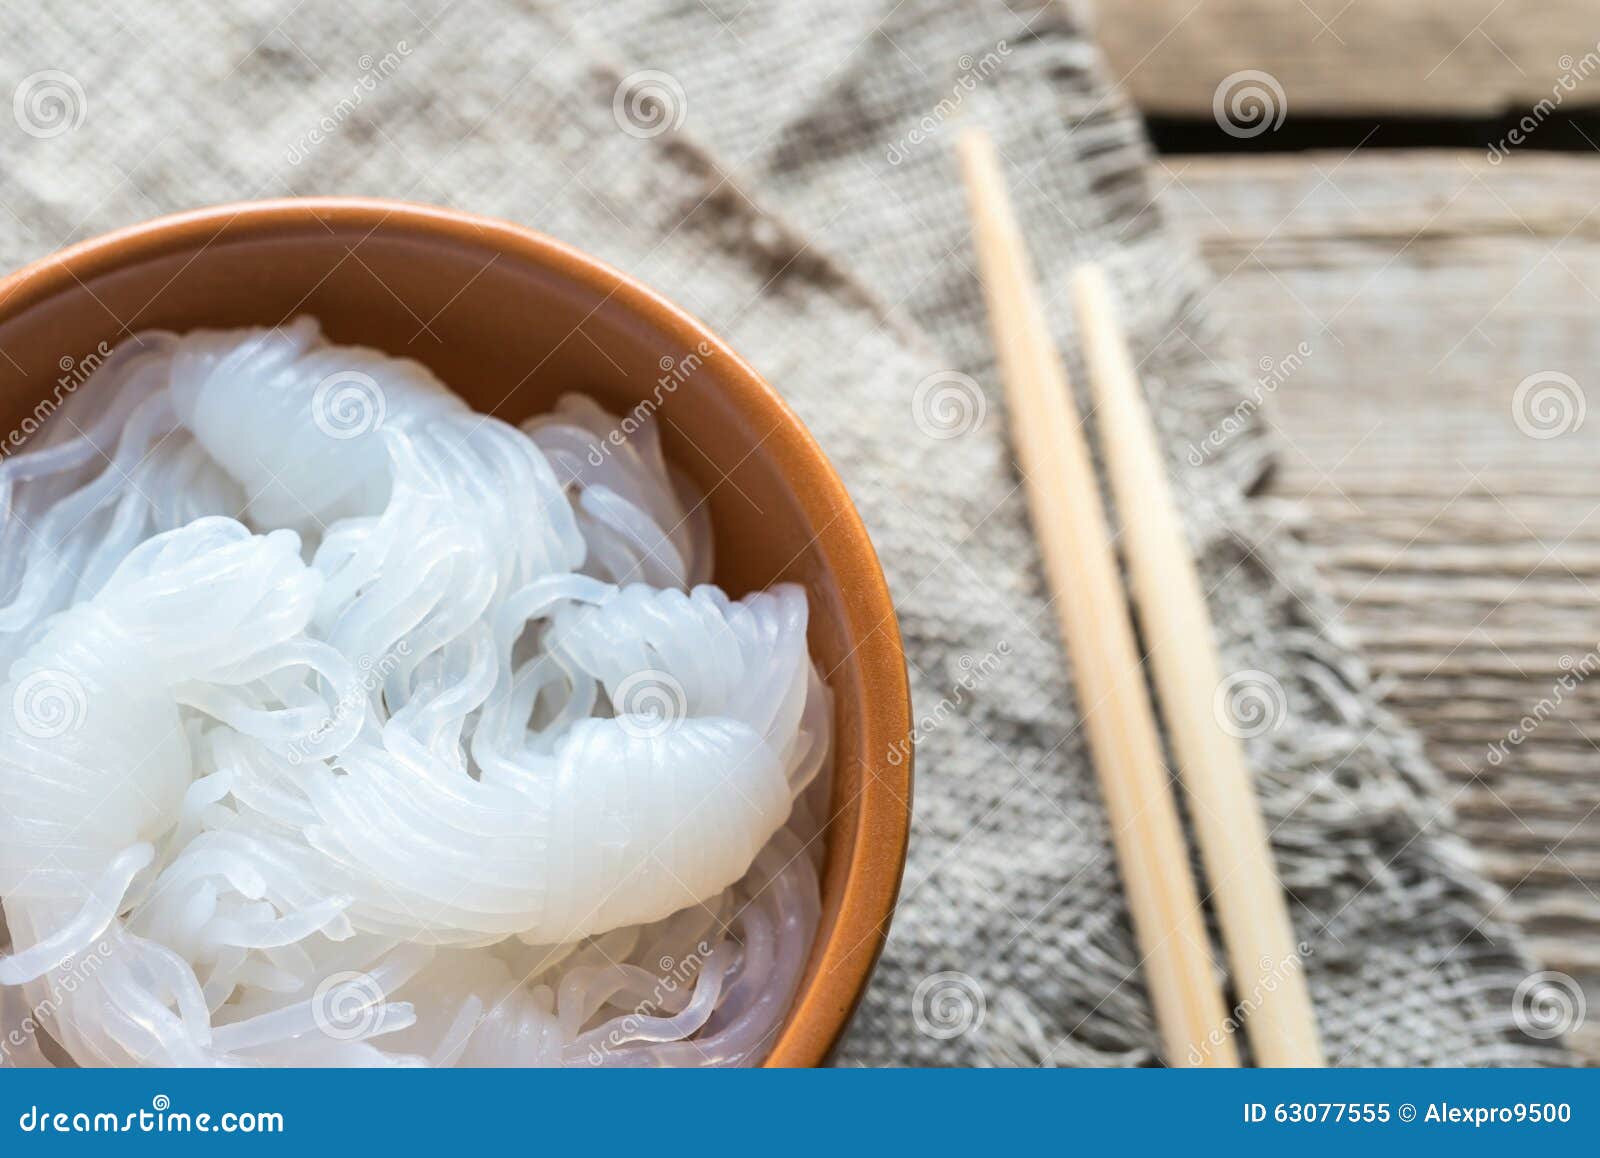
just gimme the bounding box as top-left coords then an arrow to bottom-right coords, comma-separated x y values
0,318 -> 829,1067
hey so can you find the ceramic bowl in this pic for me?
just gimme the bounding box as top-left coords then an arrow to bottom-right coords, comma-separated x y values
0,198 -> 912,1066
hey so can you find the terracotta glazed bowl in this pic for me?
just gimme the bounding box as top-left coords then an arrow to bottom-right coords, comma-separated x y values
0,198 -> 912,1067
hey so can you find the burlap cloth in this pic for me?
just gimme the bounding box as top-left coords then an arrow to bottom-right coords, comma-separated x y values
1,0 -> 1560,1065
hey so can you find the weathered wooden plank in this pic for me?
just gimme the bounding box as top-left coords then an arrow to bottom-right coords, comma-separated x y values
1160,150 -> 1600,1060
1092,0 -> 1600,117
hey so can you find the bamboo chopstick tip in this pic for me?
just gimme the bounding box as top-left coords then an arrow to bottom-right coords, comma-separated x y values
954,126 -> 998,173
1070,261 -> 1113,303
954,124 -> 992,149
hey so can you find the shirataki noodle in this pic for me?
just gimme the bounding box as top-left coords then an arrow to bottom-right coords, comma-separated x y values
0,318 -> 829,1067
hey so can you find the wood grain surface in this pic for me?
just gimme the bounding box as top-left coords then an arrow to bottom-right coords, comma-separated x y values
1156,150 -> 1600,1062
1092,0 -> 1600,116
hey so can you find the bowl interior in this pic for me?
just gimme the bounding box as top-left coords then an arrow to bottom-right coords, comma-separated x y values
0,201 -> 910,1065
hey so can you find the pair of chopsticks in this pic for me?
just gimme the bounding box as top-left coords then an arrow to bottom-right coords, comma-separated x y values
956,129 -> 1322,1068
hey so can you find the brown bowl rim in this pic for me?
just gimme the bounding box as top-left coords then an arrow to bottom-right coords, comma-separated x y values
0,196 -> 912,1068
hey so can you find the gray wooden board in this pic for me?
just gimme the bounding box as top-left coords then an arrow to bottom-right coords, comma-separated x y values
1092,0 -> 1600,118
1156,150 -> 1600,1061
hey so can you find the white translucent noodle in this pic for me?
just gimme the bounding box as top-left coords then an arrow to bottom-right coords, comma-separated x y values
0,319 -> 830,1067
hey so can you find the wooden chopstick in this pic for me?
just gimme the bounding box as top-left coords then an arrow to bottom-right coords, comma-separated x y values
1072,265 -> 1324,1066
957,128 -> 1237,1067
